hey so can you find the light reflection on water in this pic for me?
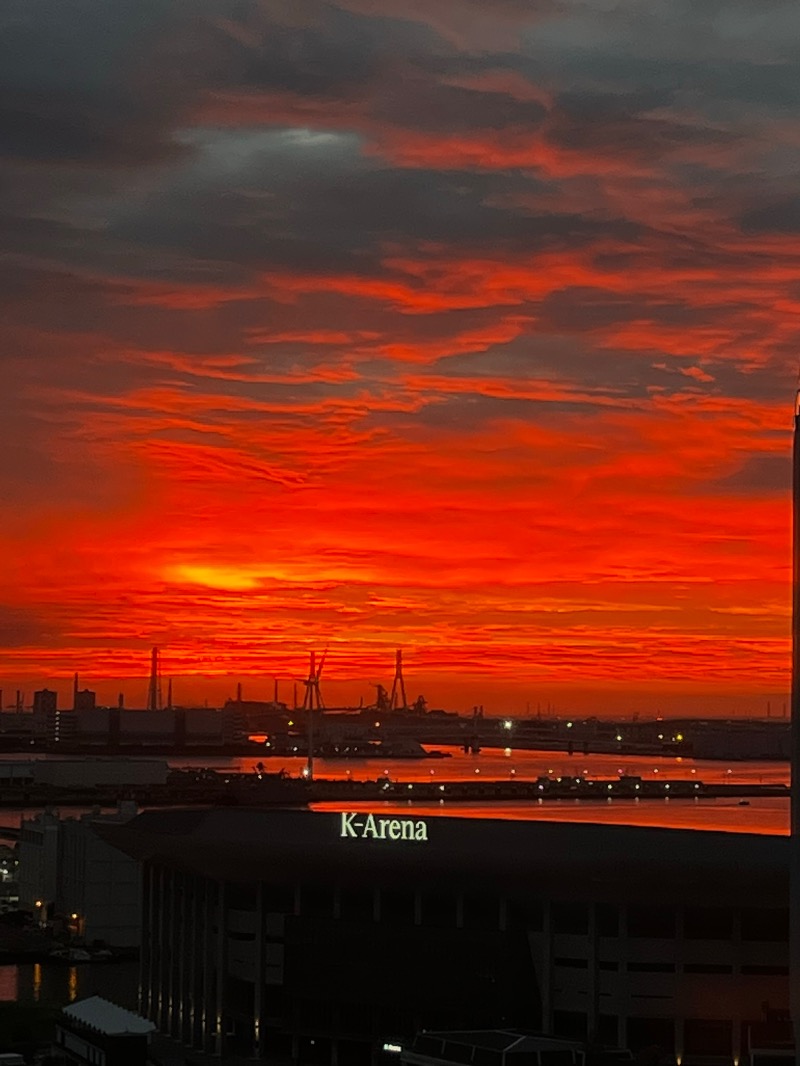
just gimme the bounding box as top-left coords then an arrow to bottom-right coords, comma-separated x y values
167,747 -> 790,785
0,751 -> 788,836
0,961 -> 139,1009
311,795 -> 790,835
0,747 -> 788,785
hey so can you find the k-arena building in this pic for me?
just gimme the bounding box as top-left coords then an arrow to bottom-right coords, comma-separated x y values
105,808 -> 790,1066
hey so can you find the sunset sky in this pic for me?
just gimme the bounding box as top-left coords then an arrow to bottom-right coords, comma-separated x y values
2,0 -> 799,714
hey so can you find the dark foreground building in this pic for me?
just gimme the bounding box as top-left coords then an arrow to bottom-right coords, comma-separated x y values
104,808 -> 790,1066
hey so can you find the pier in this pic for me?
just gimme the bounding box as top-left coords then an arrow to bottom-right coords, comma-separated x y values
0,769 -> 790,809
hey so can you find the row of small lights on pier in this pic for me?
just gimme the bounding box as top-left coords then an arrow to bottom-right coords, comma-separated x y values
503,718 -> 684,744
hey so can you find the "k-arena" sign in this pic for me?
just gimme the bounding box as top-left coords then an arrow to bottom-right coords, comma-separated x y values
339,812 -> 429,842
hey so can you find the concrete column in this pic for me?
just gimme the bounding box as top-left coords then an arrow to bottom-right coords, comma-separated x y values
201,877 -> 216,1054
199,878 -> 211,1053
168,868 -> 179,1039
675,907 -> 685,1065
675,1018 -> 684,1065
156,866 -> 167,1032
178,872 -> 191,1045
254,882 -> 265,1060
618,905 -> 628,1053
215,880 -> 226,1057
731,909 -> 743,1066
139,862 -> 152,1017
587,903 -> 598,1040
188,874 -> 200,1048
541,900 -> 553,1033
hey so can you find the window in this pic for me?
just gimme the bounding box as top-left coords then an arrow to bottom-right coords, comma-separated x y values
597,1014 -> 619,1046
684,1019 -> 732,1056
522,901 -> 544,932
626,905 -> 675,939
224,975 -> 254,1003
741,965 -> 789,976
684,906 -> 733,940
741,909 -> 789,942
626,1017 -> 674,1054
552,903 -> 589,936
596,904 -> 618,937
627,962 -> 675,973
684,963 -> 733,974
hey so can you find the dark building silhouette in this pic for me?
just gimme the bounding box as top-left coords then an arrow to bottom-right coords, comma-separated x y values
73,689 -> 96,712
32,688 -> 57,714
106,808 -> 789,1066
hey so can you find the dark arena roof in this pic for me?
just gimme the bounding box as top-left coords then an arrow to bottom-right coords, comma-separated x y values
102,807 -> 789,907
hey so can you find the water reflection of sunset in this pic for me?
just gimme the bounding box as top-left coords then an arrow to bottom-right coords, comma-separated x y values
312,797 -> 789,836
192,747 -> 790,786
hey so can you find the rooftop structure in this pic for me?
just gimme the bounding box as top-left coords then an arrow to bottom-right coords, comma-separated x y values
56,996 -> 155,1066
62,996 -> 156,1036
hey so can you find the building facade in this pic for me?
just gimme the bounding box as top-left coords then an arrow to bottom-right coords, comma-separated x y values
19,804 -> 142,946
106,808 -> 790,1066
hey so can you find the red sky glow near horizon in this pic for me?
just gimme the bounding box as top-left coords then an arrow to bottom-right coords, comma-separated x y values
1,0 -> 799,714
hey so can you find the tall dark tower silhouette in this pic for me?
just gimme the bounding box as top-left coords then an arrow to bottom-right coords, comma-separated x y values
390,648 -> 408,710
147,646 -> 160,712
302,650 -> 327,783
301,650 -> 326,712
792,395 -> 800,1046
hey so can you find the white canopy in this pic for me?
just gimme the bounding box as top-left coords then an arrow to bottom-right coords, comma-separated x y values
62,996 -> 156,1036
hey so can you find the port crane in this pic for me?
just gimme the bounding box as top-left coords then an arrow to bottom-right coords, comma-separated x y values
301,648 -> 327,782
301,649 -> 327,712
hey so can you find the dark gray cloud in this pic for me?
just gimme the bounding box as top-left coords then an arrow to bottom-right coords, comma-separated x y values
713,455 -> 791,495
739,197 -> 800,234
0,605 -> 61,648
0,0 -> 202,165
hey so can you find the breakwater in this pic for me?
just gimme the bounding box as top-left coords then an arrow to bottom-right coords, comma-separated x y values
0,769 -> 790,811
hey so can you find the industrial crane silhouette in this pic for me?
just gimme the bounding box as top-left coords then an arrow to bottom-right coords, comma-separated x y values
301,649 -> 327,782
390,648 -> 408,710
301,649 -> 327,711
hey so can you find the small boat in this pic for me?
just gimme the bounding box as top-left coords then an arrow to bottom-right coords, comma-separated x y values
49,946 -> 92,962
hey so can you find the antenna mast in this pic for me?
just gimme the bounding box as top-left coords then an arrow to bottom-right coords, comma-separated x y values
390,648 -> 408,710
147,646 -> 161,712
